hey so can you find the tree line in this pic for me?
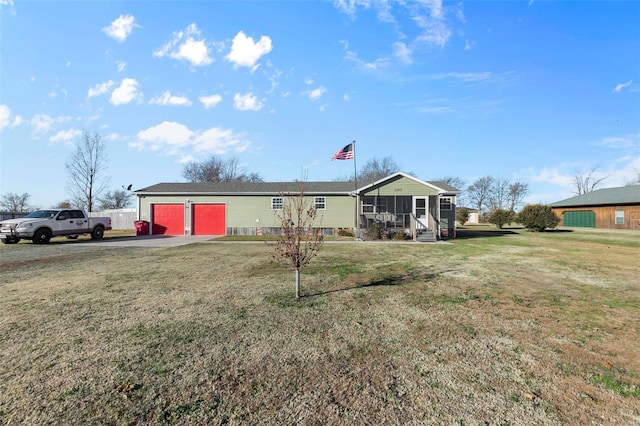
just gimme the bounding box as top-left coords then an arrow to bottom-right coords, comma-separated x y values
3,132 -> 639,214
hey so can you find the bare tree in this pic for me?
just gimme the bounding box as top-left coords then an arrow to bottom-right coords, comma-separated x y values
54,200 -> 72,209
433,176 -> 466,190
335,156 -> 409,183
507,182 -> 529,211
0,192 -> 31,214
625,172 -> 640,186
572,167 -> 607,195
272,188 -> 324,299
97,189 -> 133,210
65,131 -> 109,212
467,176 -> 495,216
488,177 -> 511,211
182,155 -> 263,183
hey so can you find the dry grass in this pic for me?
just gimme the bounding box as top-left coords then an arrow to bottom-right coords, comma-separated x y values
1,228 -> 639,425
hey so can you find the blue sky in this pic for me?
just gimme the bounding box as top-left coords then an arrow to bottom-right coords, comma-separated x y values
1,0 -> 639,209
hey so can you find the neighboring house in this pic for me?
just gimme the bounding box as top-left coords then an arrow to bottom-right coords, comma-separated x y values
134,172 -> 460,240
550,185 -> 640,230
457,207 -> 480,225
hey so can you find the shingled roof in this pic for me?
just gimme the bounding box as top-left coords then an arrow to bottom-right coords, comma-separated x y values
134,176 -> 459,196
550,185 -> 640,208
135,181 -> 356,195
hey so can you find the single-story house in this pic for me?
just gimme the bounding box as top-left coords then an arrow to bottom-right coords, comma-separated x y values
134,172 -> 460,240
550,185 -> 640,230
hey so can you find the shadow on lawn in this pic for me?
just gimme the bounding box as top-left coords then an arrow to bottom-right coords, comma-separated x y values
455,228 -> 520,240
307,271 -> 442,297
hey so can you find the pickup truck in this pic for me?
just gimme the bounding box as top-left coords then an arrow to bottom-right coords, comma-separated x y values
0,209 -> 112,244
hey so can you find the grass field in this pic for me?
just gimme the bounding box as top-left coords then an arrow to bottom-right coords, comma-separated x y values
1,227 -> 639,424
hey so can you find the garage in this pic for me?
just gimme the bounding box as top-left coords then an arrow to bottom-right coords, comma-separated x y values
151,204 -> 184,235
563,210 -> 596,228
192,204 -> 226,235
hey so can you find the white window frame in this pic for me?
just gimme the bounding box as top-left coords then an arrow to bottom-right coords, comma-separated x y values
271,197 -> 284,210
362,196 -> 375,213
314,197 -> 326,210
440,197 -> 452,210
615,210 -> 624,225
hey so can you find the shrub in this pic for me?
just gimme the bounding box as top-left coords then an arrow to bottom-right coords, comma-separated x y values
364,223 -> 387,240
487,209 -> 515,229
337,228 -> 354,237
456,207 -> 470,225
516,204 -> 560,232
391,229 -> 410,240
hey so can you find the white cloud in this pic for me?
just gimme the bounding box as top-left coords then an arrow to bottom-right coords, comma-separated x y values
87,80 -> 114,98
65,61 -> 71,67
30,114 -> 56,134
305,78 -> 314,85
613,80 -> 633,93
110,78 -> 142,105
233,92 -> 264,111
598,133 -> 640,149
226,31 -> 272,70
153,23 -> 214,67
131,120 -> 250,157
49,128 -> 82,146
199,94 -> 223,109
103,15 -> 138,42
308,87 -> 327,101
429,72 -> 493,82
393,42 -> 413,65
29,114 -> 71,134
342,41 -> 390,71
116,60 -> 127,72
343,94 -> 352,101
149,91 -> 192,106
464,39 -> 475,50
0,104 -> 11,130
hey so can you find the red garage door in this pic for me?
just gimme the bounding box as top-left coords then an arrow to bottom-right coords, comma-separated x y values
152,204 -> 184,235
192,204 -> 226,235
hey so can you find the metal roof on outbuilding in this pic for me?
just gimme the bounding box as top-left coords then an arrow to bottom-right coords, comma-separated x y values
550,185 -> 640,207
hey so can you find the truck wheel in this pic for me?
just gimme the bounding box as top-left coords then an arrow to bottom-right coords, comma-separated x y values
91,226 -> 105,240
1,236 -> 20,244
33,229 -> 51,244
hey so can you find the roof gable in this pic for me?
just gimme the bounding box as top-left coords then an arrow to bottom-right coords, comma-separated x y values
356,172 -> 460,194
550,185 -> 640,207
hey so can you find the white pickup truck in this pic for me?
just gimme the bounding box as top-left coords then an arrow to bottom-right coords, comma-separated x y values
0,209 -> 112,244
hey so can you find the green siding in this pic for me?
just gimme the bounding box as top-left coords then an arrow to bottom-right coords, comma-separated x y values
362,176 -> 440,197
563,210 -> 596,227
139,194 -> 354,229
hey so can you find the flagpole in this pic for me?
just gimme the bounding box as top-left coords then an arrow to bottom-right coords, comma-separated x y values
352,140 -> 358,236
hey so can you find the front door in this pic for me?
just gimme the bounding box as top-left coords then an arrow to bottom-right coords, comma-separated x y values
413,196 -> 429,229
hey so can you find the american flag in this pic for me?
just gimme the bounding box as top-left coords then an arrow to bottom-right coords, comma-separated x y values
331,143 -> 354,160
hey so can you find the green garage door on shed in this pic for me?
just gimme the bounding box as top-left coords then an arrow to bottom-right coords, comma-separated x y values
563,210 -> 596,228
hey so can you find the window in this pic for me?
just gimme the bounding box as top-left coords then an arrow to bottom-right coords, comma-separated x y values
271,197 -> 283,210
314,197 -> 326,210
70,210 -> 85,219
440,197 -> 452,210
615,210 -> 624,225
362,196 -> 375,213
